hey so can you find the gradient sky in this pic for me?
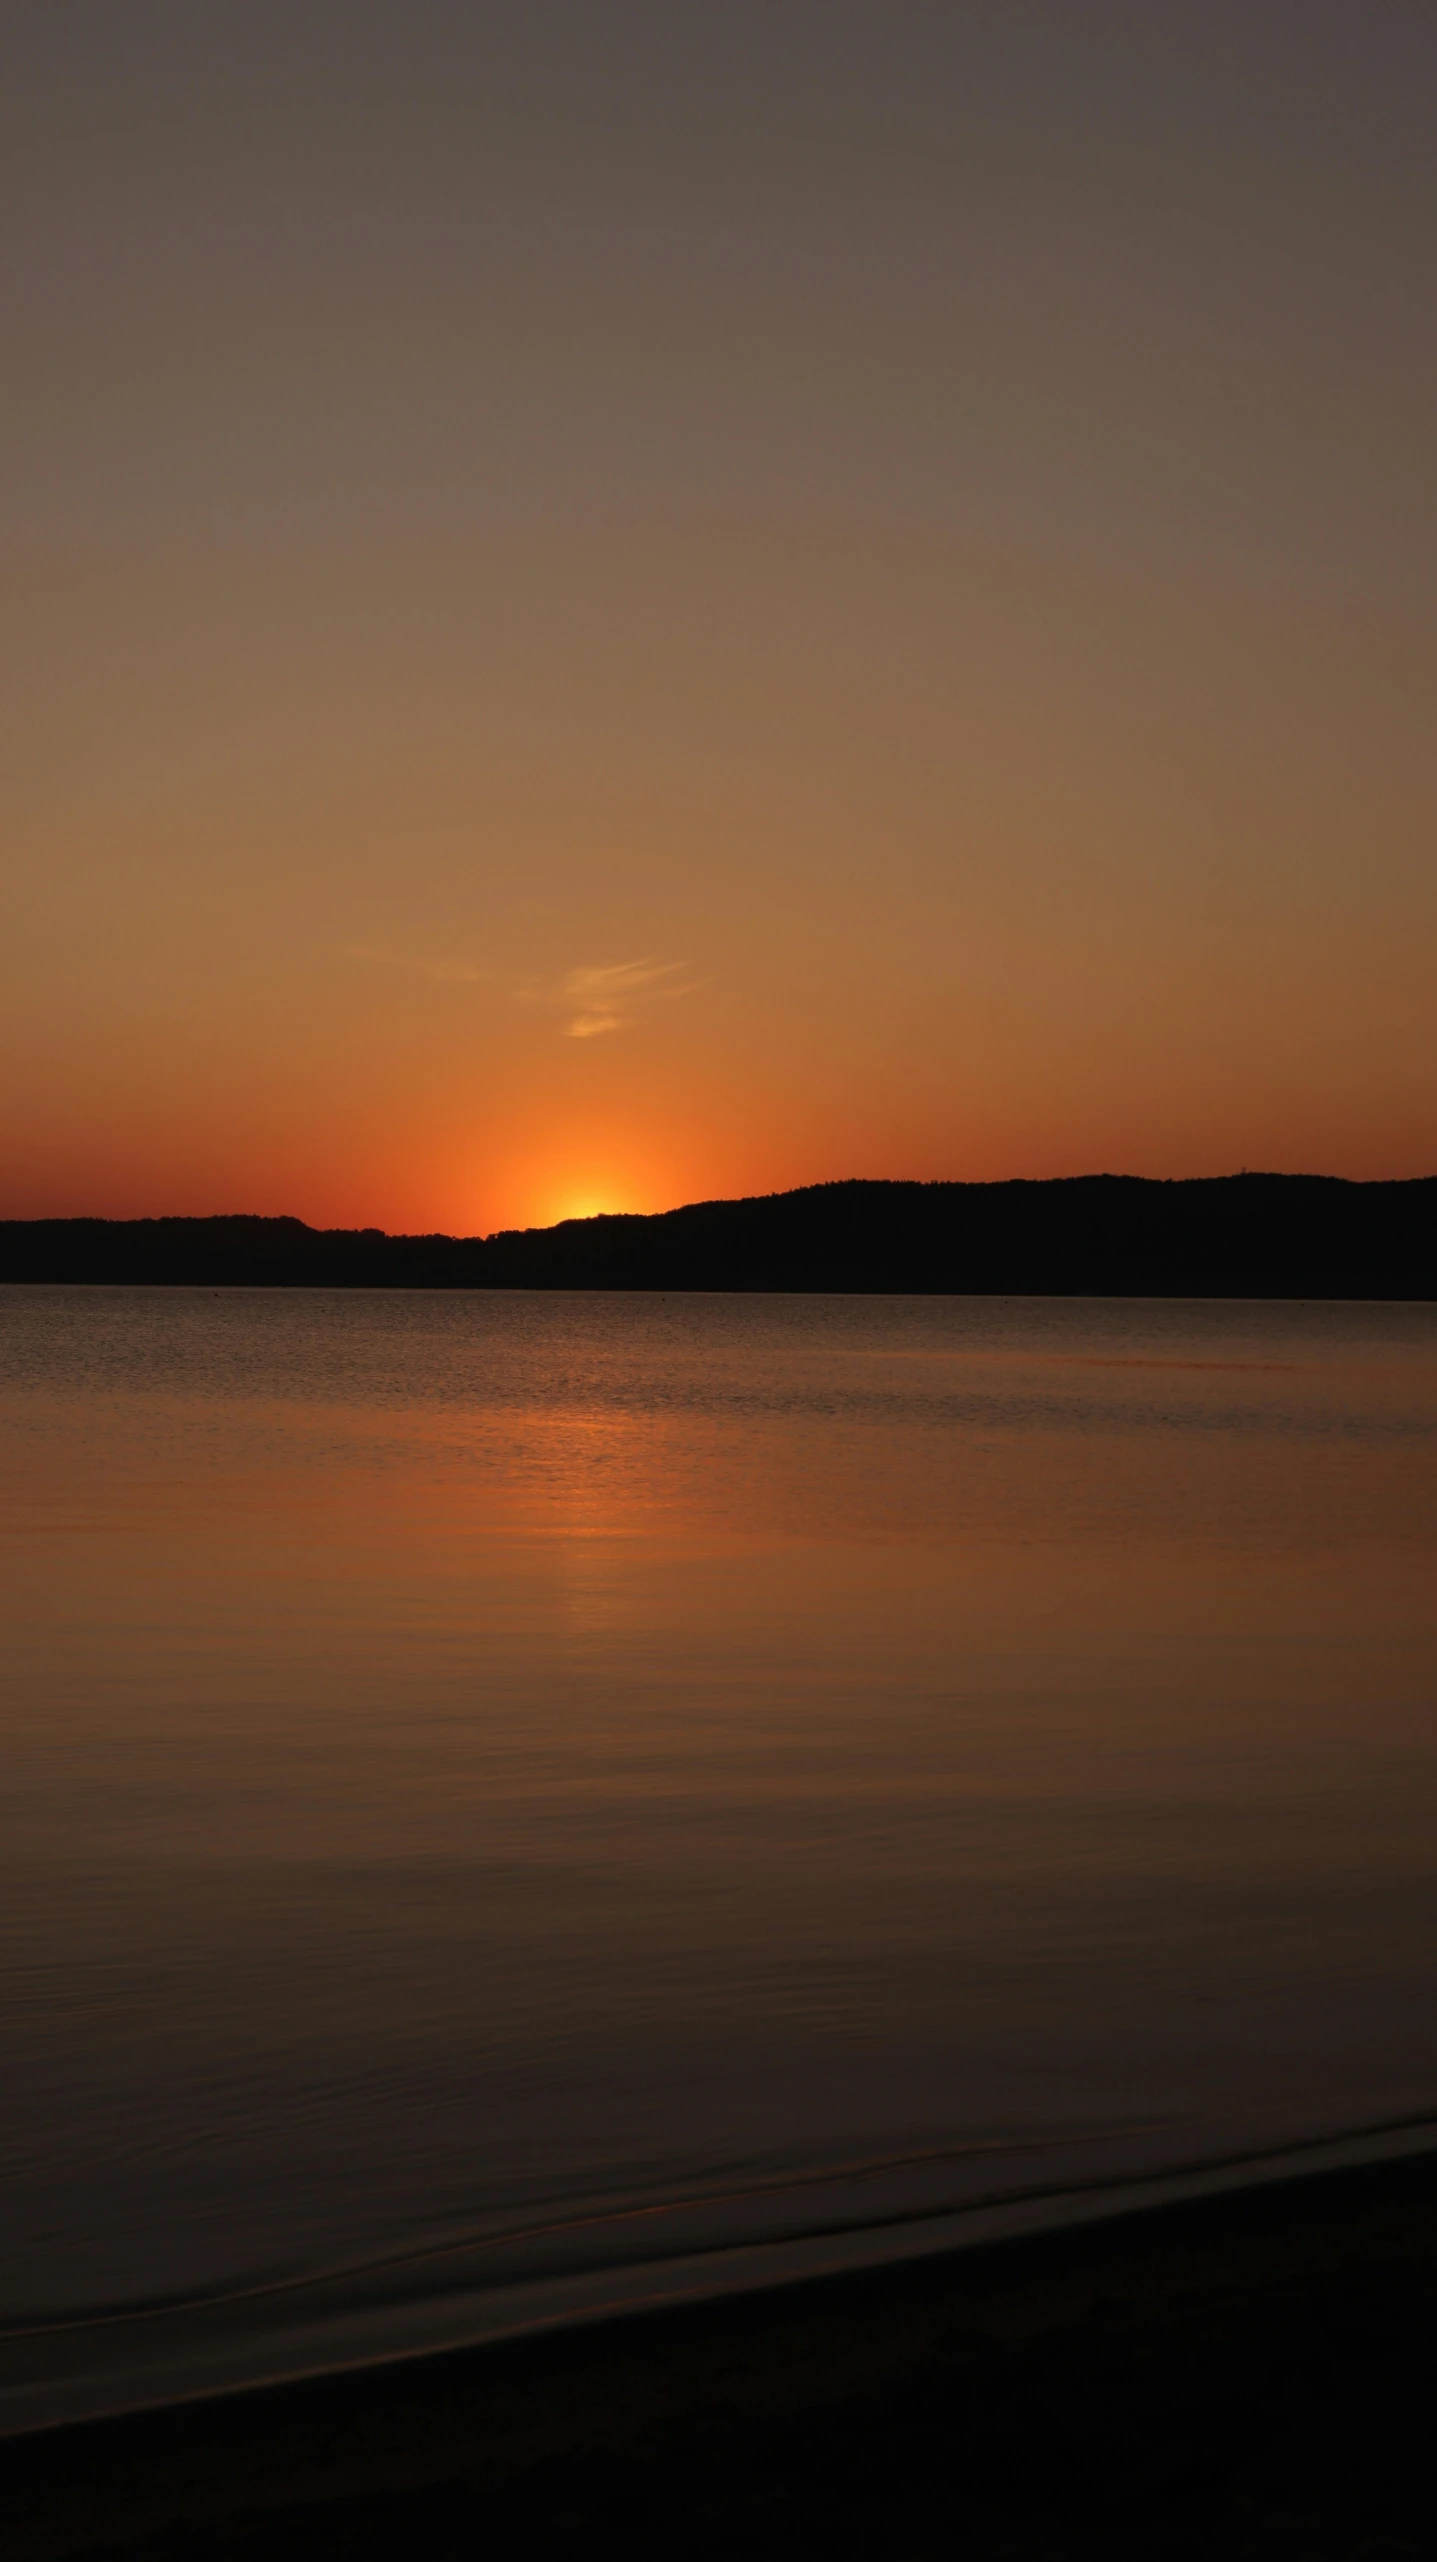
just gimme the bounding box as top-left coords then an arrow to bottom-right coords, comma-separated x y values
3,1 -> 1434,1233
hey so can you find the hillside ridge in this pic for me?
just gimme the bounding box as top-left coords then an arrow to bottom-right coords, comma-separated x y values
3,1173 -> 1433,1297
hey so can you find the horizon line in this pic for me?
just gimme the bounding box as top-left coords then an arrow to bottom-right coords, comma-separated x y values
5,1166 -> 1435,1249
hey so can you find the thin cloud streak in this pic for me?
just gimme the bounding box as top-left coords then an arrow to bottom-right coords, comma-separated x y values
520,957 -> 699,1039
345,946 -> 699,1037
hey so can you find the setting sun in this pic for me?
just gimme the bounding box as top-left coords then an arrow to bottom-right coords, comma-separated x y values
550,1192 -> 625,1227
528,1161 -> 675,1229
479,1127 -> 702,1238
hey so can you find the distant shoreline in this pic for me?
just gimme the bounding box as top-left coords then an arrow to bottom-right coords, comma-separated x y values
3,1173 -> 1434,1299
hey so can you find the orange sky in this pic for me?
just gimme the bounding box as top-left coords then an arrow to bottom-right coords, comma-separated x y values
3,4 -> 1434,1235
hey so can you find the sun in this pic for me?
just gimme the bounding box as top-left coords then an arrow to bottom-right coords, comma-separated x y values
553,1191 -> 621,1225
532,1171 -> 645,1227
476,1134 -> 683,1234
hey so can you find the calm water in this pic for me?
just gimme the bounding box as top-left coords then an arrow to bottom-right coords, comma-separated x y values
3,1287 -> 1436,2431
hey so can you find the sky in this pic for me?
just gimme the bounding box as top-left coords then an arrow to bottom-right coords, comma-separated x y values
3,0 -> 1434,1234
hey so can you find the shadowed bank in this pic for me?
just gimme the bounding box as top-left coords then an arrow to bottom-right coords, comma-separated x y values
3,1172 -> 1435,1296
4,2151 -> 1436,2560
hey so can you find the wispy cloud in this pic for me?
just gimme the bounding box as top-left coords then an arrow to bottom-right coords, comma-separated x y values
343,944 -> 490,986
521,957 -> 698,1039
344,945 -> 699,1038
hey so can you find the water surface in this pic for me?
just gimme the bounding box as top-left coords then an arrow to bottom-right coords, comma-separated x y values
3,1288 -> 1436,2429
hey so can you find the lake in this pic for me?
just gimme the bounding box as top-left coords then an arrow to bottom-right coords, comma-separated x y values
3,1286 -> 1436,2432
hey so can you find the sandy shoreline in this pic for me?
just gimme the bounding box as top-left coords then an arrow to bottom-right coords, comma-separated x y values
5,2145 -> 1436,2558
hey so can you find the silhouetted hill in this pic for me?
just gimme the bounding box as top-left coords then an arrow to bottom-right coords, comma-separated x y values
2,1176 -> 1433,1296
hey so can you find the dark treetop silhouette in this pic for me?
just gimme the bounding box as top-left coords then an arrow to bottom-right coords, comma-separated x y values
3,1175 -> 1434,1296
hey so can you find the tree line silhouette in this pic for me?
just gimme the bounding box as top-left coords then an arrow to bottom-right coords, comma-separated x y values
3,1174 -> 1433,1295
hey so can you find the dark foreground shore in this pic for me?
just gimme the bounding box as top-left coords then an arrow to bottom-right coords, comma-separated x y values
6,2152 -> 1436,2561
